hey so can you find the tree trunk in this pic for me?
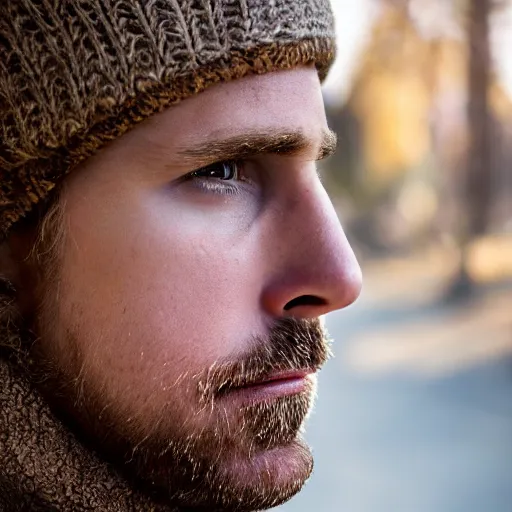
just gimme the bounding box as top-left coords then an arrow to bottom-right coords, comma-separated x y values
446,0 -> 493,301
467,0 -> 493,236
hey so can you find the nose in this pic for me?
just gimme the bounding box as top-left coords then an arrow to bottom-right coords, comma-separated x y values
261,176 -> 362,319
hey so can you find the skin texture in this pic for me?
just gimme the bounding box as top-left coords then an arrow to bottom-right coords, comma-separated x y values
10,67 -> 362,511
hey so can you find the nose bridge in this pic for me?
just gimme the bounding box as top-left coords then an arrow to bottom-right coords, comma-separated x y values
286,178 -> 353,270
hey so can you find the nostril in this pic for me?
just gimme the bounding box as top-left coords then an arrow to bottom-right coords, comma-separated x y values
284,295 -> 327,311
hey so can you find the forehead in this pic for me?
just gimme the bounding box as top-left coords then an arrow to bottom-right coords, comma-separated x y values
125,67 -> 328,151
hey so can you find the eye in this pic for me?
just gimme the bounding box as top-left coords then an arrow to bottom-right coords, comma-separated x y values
190,161 -> 240,181
181,160 -> 253,197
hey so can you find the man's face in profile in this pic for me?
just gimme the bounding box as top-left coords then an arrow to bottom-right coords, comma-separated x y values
28,67 -> 362,511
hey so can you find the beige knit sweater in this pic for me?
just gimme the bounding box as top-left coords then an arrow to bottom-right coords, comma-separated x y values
0,354 -> 175,511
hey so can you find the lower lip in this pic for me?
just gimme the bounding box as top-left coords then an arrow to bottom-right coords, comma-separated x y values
228,373 -> 314,403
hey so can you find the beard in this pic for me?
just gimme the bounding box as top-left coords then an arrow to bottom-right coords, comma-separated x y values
26,312 -> 331,512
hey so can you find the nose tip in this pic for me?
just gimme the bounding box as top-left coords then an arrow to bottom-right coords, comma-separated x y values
333,257 -> 363,310
322,255 -> 363,312
292,250 -> 362,318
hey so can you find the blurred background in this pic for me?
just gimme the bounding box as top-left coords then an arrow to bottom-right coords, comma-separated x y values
277,0 -> 512,511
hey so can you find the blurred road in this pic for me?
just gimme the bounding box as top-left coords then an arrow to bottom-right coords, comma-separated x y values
276,254 -> 512,512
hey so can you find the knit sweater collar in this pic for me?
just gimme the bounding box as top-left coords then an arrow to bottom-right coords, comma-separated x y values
0,354 -> 176,512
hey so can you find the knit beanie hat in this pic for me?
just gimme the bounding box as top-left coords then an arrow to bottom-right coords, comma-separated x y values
0,0 -> 336,238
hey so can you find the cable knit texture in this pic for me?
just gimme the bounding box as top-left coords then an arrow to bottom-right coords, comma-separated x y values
0,355 -> 177,511
0,0 -> 336,236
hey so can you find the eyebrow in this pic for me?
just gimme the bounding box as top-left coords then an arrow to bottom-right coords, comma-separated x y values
177,129 -> 338,166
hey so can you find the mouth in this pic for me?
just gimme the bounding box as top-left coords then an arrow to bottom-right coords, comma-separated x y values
224,370 -> 316,403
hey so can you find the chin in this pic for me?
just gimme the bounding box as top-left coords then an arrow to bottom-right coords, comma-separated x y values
212,437 -> 314,511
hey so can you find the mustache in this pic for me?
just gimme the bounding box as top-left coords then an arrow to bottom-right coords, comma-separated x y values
197,317 -> 332,402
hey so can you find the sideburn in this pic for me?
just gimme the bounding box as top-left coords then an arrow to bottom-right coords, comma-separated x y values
0,193 -> 65,361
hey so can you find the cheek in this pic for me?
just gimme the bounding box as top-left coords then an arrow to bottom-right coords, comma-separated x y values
55,191 -> 265,405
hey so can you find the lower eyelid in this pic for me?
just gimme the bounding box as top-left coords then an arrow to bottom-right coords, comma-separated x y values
191,177 -> 242,196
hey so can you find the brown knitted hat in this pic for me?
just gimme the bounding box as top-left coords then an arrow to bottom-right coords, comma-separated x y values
0,0 -> 336,238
